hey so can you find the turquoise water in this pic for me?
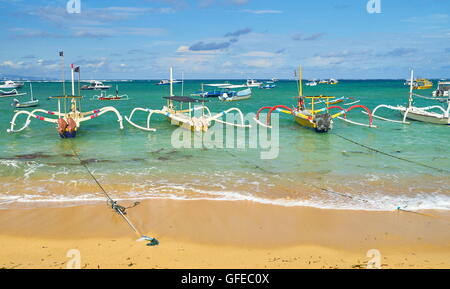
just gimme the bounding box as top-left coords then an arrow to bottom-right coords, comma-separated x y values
0,80 -> 449,211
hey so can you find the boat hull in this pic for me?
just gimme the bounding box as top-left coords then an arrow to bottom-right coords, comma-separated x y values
294,115 -> 316,129
401,111 -> 450,125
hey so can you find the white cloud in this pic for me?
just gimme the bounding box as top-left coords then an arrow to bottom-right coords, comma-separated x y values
243,9 -> 283,14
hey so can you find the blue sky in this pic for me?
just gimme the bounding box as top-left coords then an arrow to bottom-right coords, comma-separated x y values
0,0 -> 449,79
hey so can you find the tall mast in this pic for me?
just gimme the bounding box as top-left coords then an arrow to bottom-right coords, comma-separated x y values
299,65 -> 303,97
60,51 -> 65,96
170,67 -> 174,97
408,69 -> 414,108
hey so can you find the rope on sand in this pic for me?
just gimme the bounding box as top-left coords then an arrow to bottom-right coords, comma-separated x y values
70,147 -> 159,247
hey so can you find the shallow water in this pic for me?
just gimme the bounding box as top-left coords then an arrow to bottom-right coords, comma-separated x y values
0,80 -> 448,211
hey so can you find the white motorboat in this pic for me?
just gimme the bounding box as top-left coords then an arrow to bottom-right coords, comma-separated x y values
81,80 -> 112,90
246,79 -> 263,87
432,81 -> 450,97
0,80 -> 24,89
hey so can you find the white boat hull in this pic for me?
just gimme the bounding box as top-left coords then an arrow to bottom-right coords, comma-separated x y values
401,111 -> 450,125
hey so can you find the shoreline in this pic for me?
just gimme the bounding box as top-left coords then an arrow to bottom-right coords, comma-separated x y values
0,199 -> 449,269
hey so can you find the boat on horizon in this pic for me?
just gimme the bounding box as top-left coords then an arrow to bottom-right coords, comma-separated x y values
246,79 -> 263,88
0,80 -> 24,89
156,79 -> 182,86
81,80 -> 112,90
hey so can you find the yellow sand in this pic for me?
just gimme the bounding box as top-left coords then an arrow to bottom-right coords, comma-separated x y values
0,199 -> 449,269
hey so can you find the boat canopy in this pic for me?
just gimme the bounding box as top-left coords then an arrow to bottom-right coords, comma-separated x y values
163,96 -> 208,103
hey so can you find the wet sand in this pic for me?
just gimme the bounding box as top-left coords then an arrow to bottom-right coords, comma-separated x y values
0,199 -> 449,269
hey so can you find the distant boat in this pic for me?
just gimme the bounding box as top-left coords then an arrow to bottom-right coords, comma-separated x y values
432,81 -> 450,97
81,80 -> 111,90
11,84 -> 38,108
246,79 -> 263,88
306,80 -> 318,86
191,83 -> 232,98
0,80 -> 24,89
219,87 -> 252,102
318,79 -> 338,85
413,79 -> 433,90
156,79 -> 182,86
0,89 -> 27,98
92,86 -> 129,101
260,83 -> 276,89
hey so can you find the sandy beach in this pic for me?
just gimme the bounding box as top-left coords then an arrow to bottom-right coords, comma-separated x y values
0,199 -> 449,269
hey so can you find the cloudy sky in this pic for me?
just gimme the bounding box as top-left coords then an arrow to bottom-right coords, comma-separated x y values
0,0 -> 449,79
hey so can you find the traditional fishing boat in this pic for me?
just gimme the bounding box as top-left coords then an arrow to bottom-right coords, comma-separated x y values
259,83 -> 276,89
191,83 -> 232,98
368,70 -> 449,125
81,80 -> 111,90
0,89 -> 27,98
0,80 -> 24,89
92,86 -> 129,101
316,96 -> 360,106
11,84 -> 39,108
254,67 -> 374,132
218,86 -> 252,102
126,68 -> 251,132
7,54 -> 124,138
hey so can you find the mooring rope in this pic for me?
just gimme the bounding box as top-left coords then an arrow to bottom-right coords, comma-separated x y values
70,147 -> 159,246
331,133 -> 449,174
224,144 -> 447,220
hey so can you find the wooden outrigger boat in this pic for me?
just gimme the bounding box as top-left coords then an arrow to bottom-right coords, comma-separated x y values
11,83 -> 39,108
254,66 -> 375,132
0,89 -> 27,98
7,53 -> 124,138
367,70 -> 449,125
125,68 -> 251,132
92,86 -> 129,101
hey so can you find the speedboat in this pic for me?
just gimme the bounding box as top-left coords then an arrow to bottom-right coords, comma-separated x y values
432,81 -> 450,97
413,79 -> 433,90
156,79 -> 182,86
246,79 -> 263,87
81,80 -> 111,90
0,80 -> 24,89
306,80 -> 318,86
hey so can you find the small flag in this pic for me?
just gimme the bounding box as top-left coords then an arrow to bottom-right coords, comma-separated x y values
59,51 -> 64,57
74,66 -> 80,73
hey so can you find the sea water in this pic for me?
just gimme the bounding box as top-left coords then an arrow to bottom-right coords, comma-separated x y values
0,80 -> 448,211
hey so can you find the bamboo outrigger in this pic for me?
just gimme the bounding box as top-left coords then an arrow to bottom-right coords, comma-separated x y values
254,66 -> 375,132
7,52 -> 124,138
125,68 -> 251,132
366,70 -> 449,125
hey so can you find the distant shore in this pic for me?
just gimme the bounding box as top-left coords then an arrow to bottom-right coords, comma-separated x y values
0,199 -> 448,269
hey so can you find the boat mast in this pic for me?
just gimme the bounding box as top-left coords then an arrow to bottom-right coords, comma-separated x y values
408,69 -> 414,108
